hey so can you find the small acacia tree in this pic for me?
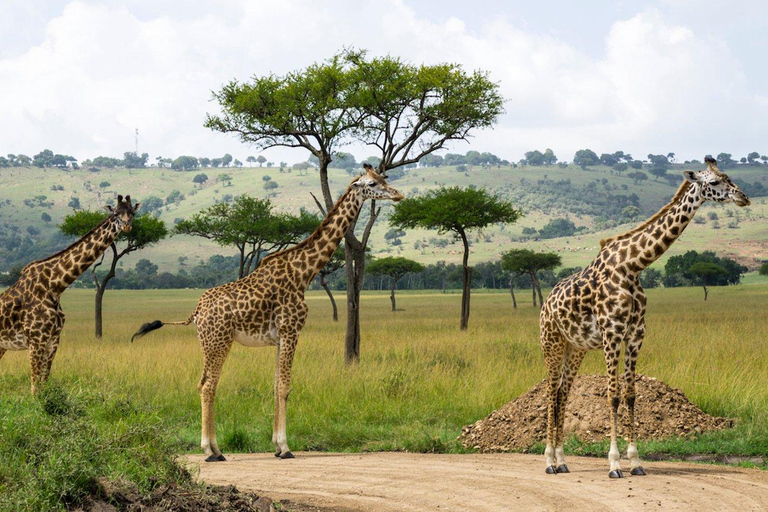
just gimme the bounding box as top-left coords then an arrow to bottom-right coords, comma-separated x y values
501,249 -> 562,308
689,261 -> 727,301
390,187 -> 520,329
367,256 -> 425,311
175,195 -> 319,278
60,212 -> 167,337
760,262 -> 768,278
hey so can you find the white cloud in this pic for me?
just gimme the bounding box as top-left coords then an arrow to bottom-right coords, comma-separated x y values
0,1 -> 764,166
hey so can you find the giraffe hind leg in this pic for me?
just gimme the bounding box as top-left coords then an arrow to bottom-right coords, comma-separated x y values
553,343 -> 587,474
540,324 -> 566,475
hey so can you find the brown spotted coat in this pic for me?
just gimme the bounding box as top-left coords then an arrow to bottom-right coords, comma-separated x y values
136,167 -> 402,461
539,158 -> 750,478
0,195 -> 140,393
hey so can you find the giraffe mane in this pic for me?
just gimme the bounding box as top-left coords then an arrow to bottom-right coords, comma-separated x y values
258,182 -> 357,267
21,214 -> 113,273
599,180 -> 692,248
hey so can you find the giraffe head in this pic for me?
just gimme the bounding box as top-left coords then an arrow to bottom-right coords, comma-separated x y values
352,164 -> 403,202
104,194 -> 142,232
683,157 -> 750,207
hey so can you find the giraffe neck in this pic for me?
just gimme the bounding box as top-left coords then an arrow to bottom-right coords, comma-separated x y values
280,188 -> 365,290
600,182 -> 703,275
38,216 -> 122,296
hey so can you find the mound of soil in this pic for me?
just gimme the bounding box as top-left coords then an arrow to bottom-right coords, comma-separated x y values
461,374 -> 733,453
74,479 -> 275,512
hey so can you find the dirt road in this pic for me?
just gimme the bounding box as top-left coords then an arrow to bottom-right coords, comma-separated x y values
187,452 -> 768,511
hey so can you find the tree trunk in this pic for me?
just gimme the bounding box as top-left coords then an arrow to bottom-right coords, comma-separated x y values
458,229 -> 471,330
390,280 -> 396,312
93,244 -> 119,339
344,242 -> 366,363
320,274 -> 338,321
530,274 -> 537,307
509,277 -> 517,309
94,285 -> 105,338
534,272 -> 544,307
703,285 -> 708,301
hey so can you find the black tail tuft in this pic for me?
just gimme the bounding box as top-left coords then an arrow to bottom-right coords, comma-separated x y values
131,320 -> 164,342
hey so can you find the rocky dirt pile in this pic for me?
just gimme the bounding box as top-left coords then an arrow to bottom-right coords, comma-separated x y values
73,479 -> 275,512
461,374 -> 733,452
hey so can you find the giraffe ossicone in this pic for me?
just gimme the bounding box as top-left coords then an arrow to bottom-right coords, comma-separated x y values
131,165 -> 402,462
539,157 -> 749,478
0,195 -> 141,393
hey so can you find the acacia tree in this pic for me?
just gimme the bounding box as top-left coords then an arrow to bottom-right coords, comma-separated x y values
367,256 -> 425,311
760,262 -> 768,278
60,212 -> 167,337
501,249 -> 562,308
206,48 -> 503,362
391,187 -> 520,329
689,261 -> 727,301
339,50 -> 504,357
175,195 -> 319,278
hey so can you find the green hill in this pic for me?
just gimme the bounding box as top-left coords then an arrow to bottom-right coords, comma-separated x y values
0,163 -> 766,275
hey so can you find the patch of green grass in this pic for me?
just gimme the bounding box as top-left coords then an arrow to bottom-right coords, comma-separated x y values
0,380 -> 190,511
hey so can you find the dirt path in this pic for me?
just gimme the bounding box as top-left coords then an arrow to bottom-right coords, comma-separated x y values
187,452 -> 768,511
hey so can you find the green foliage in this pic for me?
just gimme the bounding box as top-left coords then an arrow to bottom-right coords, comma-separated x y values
500,249 -> 561,275
0,382 -> 189,511
664,250 -> 747,287
537,218 -> 581,239
368,256 -> 425,282
171,156 -> 199,171
192,173 -> 208,184
60,211 -> 168,252
175,195 -> 319,276
390,187 -> 520,236
760,262 -> 768,277
573,149 -> 599,169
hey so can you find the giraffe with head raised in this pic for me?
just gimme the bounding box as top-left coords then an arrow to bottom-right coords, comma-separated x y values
131,164 -> 402,461
539,157 -> 749,478
0,195 -> 141,393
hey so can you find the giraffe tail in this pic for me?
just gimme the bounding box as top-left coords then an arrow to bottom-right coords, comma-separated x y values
130,313 -> 195,342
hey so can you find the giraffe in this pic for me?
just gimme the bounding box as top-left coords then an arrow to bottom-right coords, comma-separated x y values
131,165 -> 402,462
539,157 -> 750,478
0,195 -> 141,393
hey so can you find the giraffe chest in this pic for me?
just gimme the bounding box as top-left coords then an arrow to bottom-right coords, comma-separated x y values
233,327 -> 279,347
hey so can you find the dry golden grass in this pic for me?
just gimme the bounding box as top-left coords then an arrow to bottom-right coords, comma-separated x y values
1,284 -> 766,454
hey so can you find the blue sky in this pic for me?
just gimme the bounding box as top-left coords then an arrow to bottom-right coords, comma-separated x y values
1,0 -> 766,166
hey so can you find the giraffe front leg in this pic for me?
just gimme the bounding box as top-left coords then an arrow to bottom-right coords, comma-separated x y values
273,330 -> 298,459
602,332 -> 624,478
624,326 -> 646,476
28,340 -> 48,395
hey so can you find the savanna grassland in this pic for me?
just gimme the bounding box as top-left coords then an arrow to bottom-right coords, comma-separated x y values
1,284 -> 767,461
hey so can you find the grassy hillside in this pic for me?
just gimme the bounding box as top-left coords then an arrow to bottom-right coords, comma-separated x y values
0,162 -> 766,274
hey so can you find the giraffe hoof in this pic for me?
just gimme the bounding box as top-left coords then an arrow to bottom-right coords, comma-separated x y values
279,451 -> 295,459
608,469 -> 624,479
545,465 -> 557,474
205,454 -> 226,462
630,466 -> 647,476
274,450 -> 282,458
555,464 -> 569,474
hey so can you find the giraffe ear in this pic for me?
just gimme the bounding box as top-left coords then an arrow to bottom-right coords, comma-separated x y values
132,202 -> 142,212
103,205 -> 115,213
683,171 -> 699,183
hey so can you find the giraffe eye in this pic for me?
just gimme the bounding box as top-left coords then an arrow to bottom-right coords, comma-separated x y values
709,180 -> 720,186
367,182 -> 376,188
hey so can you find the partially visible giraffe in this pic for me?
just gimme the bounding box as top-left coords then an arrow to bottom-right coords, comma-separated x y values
539,157 -> 750,478
0,195 -> 141,393
131,165 -> 402,462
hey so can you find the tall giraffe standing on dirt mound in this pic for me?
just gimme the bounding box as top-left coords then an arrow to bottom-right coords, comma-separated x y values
0,195 -> 141,393
131,165 -> 402,462
539,158 -> 750,478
